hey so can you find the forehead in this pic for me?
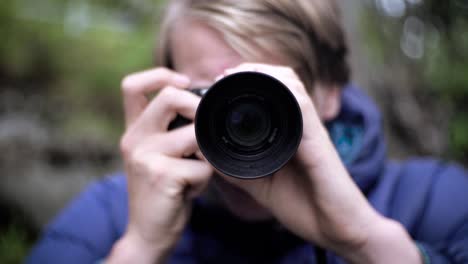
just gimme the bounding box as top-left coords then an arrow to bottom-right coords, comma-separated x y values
170,18 -> 244,86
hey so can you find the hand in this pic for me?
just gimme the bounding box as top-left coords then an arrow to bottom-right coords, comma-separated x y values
218,63 -> 422,263
107,68 -> 213,263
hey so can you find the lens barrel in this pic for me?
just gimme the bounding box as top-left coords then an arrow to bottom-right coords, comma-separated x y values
195,72 -> 302,179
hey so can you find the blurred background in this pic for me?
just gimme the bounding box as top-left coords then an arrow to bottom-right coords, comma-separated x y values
0,0 -> 467,262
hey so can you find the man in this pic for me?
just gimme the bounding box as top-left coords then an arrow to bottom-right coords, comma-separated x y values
28,0 -> 468,263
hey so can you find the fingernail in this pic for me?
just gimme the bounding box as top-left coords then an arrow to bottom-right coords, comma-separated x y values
174,74 -> 191,86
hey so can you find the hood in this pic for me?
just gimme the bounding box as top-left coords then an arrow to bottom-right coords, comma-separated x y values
326,84 -> 387,193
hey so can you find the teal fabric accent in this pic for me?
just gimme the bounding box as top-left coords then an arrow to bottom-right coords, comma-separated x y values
416,242 -> 431,264
327,121 -> 364,165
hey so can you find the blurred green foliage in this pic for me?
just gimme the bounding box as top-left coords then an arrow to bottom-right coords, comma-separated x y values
0,0 -> 164,262
427,28 -> 468,158
0,221 -> 32,264
0,0 -> 164,142
361,0 -> 468,162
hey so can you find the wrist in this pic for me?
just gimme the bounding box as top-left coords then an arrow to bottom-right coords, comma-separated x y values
341,217 -> 422,264
106,231 -> 170,264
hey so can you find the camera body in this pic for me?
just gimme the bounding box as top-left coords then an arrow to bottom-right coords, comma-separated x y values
169,72 -> 302,179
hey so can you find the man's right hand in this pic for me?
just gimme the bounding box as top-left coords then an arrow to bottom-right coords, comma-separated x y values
106,68 -> 214,264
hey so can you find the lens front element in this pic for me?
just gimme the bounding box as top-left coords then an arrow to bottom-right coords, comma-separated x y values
226,97 -> 272,148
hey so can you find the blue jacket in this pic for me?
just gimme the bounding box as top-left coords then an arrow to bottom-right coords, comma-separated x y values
27,86 -> 468,263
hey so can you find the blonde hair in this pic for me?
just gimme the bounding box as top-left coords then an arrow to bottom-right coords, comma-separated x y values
155,0 -> 350,91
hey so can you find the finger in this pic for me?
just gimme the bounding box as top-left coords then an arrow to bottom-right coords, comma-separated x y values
224,63 -> 296,77
194,150 -> 206,161
121,68 -> 191,127
225,63 -> 305,92
159,156 -> 214,199
143,124 -> 199,157
224,63 -> 260,74
225,63 -> 314,110
132,87 -> 200,135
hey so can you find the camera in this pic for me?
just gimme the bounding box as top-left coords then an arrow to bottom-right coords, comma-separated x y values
169,72 -> 302,179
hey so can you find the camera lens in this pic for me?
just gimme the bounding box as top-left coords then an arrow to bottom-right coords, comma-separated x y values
195,72 -> 302,179
226,98 -> 271,148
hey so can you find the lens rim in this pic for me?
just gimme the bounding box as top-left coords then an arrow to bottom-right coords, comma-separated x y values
195,71 -> 303,179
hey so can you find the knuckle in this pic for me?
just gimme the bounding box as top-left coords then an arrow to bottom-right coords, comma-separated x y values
148,156 -> 168,181
119,134 -> 135,159
154,68 -> 175,85
126,148 -> 164,180
155,87 -> 175,112
128,149 -> 145,167
121,75 -> 138,95
157,87 -> 178,105
160,86 -> 177,96
154,67 -> 171,76
284,67 -> 298,78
